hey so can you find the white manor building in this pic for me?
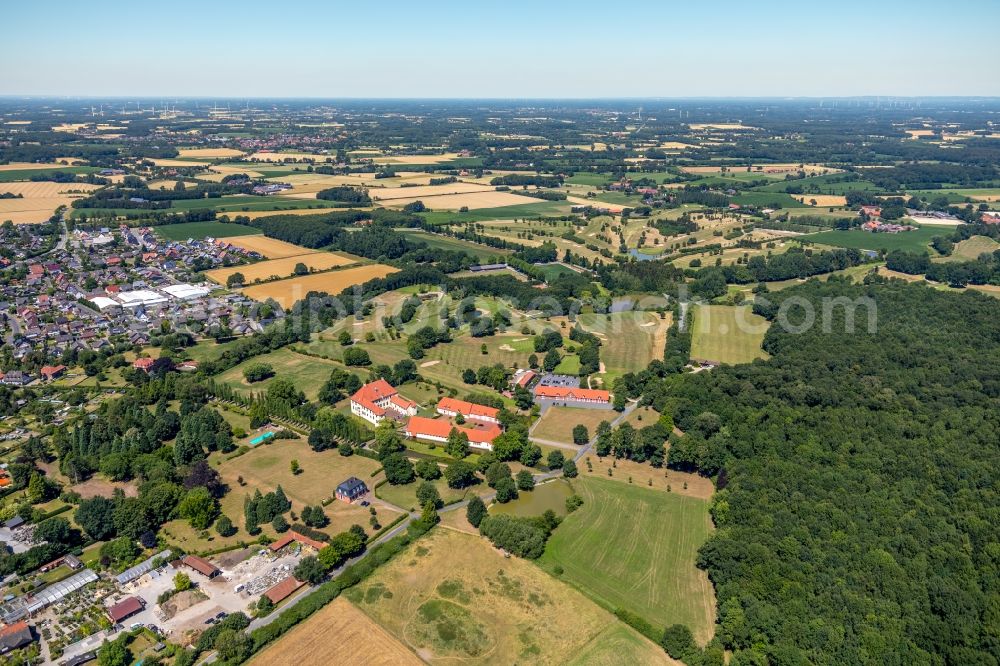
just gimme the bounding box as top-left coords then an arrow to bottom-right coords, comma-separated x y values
349,379 -> 418,425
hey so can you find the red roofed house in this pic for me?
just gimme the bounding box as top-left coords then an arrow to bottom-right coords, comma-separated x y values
133,357 -> 156,373
534,385 -> 611,406
40,365 -> 66,381
264,576 -> 304,605
269,530 -> 327,552
180,554 -> 220,579
436,397 -> 500,424
107,596 -> 145,624
982,211 -> 1000,225
513,369 -> 536,389
27,264 -> 44,278
349,379 -> 418,425
860,205 -> 882,219
404,415 -> 503,451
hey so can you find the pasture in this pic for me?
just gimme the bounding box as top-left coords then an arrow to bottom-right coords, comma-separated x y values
376,476 -> 487,513
214,235 -> 314,258
241,264 -> 399,308
344,527 -> 666,664
249,597 -> 422,666
690,304 -> 769,365
531,406 -> 619,445
803,226 -> 939,253
154,221 -> 259,240
538,476 -> 717,645
205,252 -> 359,285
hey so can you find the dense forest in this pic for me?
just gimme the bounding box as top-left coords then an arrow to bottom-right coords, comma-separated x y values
656,280 -> 999,665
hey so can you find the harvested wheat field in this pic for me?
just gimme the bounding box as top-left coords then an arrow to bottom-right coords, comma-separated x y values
681,163 -> 835,175
218,235 -> 315,259
793,194 -> 847,206
387,191 -> 542,211
249,597 -> 422,666
344,528 -> 672,664
177,147 -> 246,159
0,181 -> 101,223
905,129 -> 935,138
242,264 -> 399,308
0,162 -> 73,172
372,152 -> 462,164
52,123 -> 89,133
200,164 -> 265,181
368,182 -> 495,201
206,252 -> 358,285
659,141 -> 696,149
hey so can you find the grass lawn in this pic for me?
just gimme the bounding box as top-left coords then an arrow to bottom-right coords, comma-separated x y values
343,527 -> 667,663
571,312 -> 670,380
531,406 -> 618,445
376,476 -> 488,512
491,478 -> 576,517
690,304 -> 769,365
553,353 -> 581,375
161,438 -> 403,553
215,347 -> 345,401
538,476 -> 717,645
0,166 -> 101,182
154,221 -> 260,240
803,225 -> 940,254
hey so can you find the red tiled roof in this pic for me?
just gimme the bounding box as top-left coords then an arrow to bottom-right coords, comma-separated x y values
437,397 -> 499,421
405,416 -> 502,446
40,365 -> 66,379
534,386 -> 610,402
180,554 -> 220,578
107,596 -> 144,622
350,379 -> 399,416
269,530 -> 327,552
264,576 -> 304,604
514,371 -> 536,388
133,357 -> 155,370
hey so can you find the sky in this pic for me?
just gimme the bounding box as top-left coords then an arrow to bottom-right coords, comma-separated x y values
3,0 -> 999,98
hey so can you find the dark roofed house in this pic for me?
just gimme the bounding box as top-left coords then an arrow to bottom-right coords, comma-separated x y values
107,596 -> 144,624
335,477 -> 368,503
180,554 -> 220,579
4,516 -> 24,530
0,621 -> 34,653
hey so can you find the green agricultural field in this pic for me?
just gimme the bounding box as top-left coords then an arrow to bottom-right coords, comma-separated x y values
690,304 -> 769,365
397,229 -> 511,261
803,225 -> 940,254
906,188 -> 1000,203
167,195 -> 331,213
154,221 -> 260,240
418,200 -> 570,225
730,192 -> 807,208
537,263 -> 579,281
753,174 -> 882,194
538,476 -> 717,645
0,166 -> 102,182
564,172 -> 614,186
553,353 -> 581,375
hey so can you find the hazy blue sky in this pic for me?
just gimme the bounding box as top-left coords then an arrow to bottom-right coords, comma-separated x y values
3,0 -> 998,97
